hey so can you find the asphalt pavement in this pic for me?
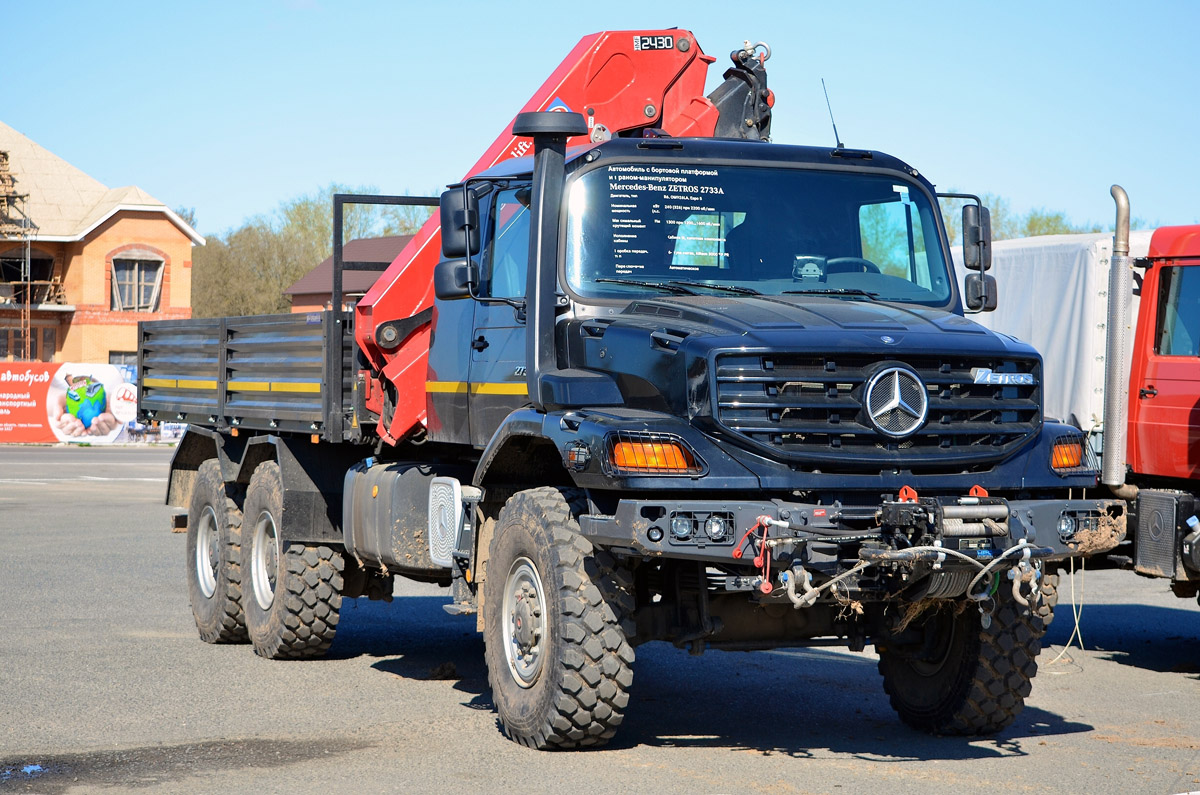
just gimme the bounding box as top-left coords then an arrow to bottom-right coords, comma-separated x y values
2,445 -> 1199,794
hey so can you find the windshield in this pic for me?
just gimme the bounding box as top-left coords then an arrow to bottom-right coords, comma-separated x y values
565,163 -> 953,304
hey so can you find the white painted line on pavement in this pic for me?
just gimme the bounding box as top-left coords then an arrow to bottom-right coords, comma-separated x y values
0,476 -> 166,484
77,476 -> 167,482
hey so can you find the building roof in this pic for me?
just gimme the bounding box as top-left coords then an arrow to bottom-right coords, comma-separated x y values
283,235 -> 414,296
0,120 -> 204,245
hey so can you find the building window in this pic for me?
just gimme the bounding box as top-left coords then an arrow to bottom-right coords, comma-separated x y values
41,327 -> 56,362
0,329 -> 7,360
11,327 -> 36,360
112,258 -> 164,312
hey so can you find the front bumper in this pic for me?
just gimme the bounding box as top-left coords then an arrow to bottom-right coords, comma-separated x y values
578,495 -> 1127,565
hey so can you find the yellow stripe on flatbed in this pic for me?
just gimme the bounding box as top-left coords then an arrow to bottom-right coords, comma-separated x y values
227,380 -> 322,394
271,382 -> 320,394
144,377 -> 217,390
226,380 -> 270,392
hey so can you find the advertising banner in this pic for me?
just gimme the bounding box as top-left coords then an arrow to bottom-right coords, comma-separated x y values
0,363 -> 139,444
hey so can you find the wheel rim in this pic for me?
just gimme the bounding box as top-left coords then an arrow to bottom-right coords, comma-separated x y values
251,511 -> 280,611
910,608 -> 959,677
502,557 -> 547,688
195,505 -> 219,599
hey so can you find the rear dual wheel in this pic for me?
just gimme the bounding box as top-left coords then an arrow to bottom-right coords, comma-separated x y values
186,460 -> 247,643
243,462 -> 344,659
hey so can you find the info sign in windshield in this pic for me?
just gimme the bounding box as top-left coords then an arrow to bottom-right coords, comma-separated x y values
604,164 -> 729,276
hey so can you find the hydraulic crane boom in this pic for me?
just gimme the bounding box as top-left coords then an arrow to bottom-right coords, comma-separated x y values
354,29 -> 773,444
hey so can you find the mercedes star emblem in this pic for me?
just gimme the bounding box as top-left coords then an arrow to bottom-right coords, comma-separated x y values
864,367 -> 928,438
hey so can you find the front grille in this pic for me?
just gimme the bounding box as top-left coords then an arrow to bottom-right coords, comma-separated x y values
714,353 -> 1041,470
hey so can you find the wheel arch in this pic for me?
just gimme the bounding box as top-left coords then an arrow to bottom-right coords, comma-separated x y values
236,434 -> 365,544
166,426 -> 246,509
472,409 -> 574,492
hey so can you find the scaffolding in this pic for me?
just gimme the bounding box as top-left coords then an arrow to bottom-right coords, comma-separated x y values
0,149 -> 33,360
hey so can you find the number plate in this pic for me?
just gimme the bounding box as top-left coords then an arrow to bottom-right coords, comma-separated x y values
634,35 -> 674,51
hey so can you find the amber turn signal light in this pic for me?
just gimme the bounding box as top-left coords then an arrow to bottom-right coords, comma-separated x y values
1051,439 -> 1084,470
606,434 -> 703,475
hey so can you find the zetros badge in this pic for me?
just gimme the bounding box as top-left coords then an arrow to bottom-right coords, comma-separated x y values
864,367 -> 928,438
971,367 -> 1036,386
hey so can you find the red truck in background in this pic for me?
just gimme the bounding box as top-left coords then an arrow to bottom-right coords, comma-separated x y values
978,189 -> 1200,600
1109,201 -> 1200,587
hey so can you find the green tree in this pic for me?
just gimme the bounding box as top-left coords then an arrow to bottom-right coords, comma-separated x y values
1019,208 -> 1103,237
938,193 -> 1018,245
937,192 -> 1121,245
172,206 -> 197,229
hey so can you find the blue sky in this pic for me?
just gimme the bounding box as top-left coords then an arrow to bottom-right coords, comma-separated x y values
6,0 -> 1198,235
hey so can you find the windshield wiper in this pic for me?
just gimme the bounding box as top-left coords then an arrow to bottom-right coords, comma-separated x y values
782,287 -> 878,300
667,280 -> 761,296
595,278 -> 697,295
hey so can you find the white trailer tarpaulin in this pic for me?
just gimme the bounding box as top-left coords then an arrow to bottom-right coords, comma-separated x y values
956,231 -> 1153,432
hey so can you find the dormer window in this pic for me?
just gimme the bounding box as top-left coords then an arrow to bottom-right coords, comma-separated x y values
111,258 -> 163,312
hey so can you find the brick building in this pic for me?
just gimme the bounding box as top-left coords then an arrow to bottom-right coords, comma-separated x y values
0,120 -> 202,365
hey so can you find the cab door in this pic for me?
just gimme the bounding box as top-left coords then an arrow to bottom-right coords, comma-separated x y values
467,186 -> 532,447
1130,260 -> 1200,479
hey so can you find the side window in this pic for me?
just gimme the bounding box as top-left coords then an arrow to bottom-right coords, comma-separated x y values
481,187 -> 530,299
859,194 -> 932,286
1155,266 -> 1200,356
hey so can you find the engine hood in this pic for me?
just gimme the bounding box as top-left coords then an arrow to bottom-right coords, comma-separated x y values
589,294 -> 1036,357
567,295 -> 1043,472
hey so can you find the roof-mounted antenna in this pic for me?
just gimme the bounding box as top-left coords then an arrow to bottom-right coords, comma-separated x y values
821,78 -> 844,149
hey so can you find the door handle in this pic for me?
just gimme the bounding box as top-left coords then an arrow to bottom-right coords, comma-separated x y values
471,335 -> 489,352
1139,385 -> 1158,399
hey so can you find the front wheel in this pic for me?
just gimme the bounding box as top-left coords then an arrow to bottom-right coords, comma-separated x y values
483,487 -> 634,749
243,462 -> 344,660
878,591 -> 1043,735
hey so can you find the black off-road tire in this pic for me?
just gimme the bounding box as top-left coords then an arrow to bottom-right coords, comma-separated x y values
484,487 -> 635,750
1033,571 -> 1059,632
185,459 -> 247,643
878,592 -> 1043,735
243,462 -> 343,660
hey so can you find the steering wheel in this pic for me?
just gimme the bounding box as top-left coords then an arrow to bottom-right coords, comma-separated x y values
825,257 -> 881,274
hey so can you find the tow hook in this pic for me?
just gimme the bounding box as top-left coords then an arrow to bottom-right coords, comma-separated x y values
1007,547 -> 1038,607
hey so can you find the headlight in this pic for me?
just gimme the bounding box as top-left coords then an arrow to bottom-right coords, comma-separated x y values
704,515 -> 729,541
670,515 -> 693,539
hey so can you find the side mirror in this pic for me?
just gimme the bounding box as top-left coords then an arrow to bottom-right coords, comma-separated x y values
440,186 -> 481,258
434,258 -> 477,300
962,204 -> 992,271
964,272 -> 998,312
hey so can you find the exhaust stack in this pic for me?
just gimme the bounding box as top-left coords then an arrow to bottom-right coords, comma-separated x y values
1102,185 -> 1134,494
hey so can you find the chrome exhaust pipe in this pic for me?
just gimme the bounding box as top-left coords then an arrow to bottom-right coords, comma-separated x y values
1102,185 -> 1134,495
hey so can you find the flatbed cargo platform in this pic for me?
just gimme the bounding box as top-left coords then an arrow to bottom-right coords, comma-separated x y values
138,311 -> 355,440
